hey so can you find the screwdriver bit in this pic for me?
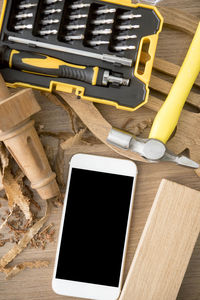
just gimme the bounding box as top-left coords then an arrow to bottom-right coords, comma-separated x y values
95,8 -> 116,15
40,19 -> 59,25
66,24 -> 86,30
87,40 -> 109,46
45,0 -> 62,4
64,34 -> 84,41
18,3 -> 37,9
15,13 -> 33,19
116,34 -> 137,40
113,45 -> 136,51
102,70 -> 129,86
91,19 -> 114,25
69,3 -> 90,9
43,8 -> 62,15
38,29 -> 58,35
14,24 -> 33,30
69,14 -> 88,20
119,13 -> 142,20
92,28 -> 112,35
116,24 -> 140,30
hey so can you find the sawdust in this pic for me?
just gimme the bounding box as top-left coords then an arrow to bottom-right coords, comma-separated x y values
0,199 -> 51,270
0,140 -> 58,279
3,260 -> 50,280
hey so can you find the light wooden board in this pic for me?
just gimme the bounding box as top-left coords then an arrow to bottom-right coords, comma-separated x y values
0,1 -> 200,300
119,179 -> 200,300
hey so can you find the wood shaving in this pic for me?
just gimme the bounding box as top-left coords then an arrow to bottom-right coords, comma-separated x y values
39,130 -> 74,141
60,128 -> 86,150
0,239 -> 10,247
122,118 -> 153,136
0,142 -> 9,175
0,210 -> 12,231
54,146 -> 65,188
42,92 -> 76,133
0,199 -> 51,269
57,92 -> 147,163
3,260 -> 49,280
3,168 -> 32,221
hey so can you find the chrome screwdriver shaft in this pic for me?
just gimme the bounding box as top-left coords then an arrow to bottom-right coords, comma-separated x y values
8,36 -> 133,66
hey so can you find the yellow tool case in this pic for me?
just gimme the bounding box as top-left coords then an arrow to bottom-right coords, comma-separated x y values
0,0 -> 163,111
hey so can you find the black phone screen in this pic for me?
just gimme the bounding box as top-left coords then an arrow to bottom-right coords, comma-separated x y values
56,167 -> 134,287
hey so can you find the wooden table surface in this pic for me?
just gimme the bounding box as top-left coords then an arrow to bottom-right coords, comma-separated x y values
0,1 -> 200,300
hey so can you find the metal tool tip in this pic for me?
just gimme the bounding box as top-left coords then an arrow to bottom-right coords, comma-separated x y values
177,156 -> 200,169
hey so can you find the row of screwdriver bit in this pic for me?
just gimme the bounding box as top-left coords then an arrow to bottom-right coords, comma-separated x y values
9,0 -> 142,52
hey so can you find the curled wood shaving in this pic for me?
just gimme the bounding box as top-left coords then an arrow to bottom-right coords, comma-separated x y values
3,168 -> 32,221
3,260 -> 49,280
57,92 -> 147,163
60,128 -> 86,150
0,142 -> 9,175
0,143 -> 9,191
0,199 -> 51,268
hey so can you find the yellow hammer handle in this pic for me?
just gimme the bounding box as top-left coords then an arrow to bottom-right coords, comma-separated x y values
149,22 -> 200,144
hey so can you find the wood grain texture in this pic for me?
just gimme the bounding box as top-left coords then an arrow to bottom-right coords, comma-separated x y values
59,92 -> 147,163
0,76 -> 59,200
119,179 -> 200,300
0,1 -> 200,300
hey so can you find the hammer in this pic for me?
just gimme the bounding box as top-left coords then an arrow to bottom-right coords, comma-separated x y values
0,74 -> 59,199
107,22 -> 200,168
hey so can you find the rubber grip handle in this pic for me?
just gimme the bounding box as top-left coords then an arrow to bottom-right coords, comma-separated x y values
59,65 -> 95,84
2,47 -> 97,85
149,22 -> 200,144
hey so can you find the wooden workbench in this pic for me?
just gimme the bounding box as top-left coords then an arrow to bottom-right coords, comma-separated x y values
0,1 -> 200,299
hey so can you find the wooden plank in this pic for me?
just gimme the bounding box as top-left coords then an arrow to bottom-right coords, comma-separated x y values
119,179 -> 200,300
158,6 -> 199,35
149,74 -> 200,110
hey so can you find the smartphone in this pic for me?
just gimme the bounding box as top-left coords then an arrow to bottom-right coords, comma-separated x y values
52,153 -> 137,300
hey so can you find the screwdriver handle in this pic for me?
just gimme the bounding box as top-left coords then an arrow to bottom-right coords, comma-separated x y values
149,22 -> 200,144
0,46 -> 99,85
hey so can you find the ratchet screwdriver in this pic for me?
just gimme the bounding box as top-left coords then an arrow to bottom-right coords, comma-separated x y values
0,46 -> 129,86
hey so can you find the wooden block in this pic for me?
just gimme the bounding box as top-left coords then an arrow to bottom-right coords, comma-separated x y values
119,179 -> 200,300
0,89 -> 41,133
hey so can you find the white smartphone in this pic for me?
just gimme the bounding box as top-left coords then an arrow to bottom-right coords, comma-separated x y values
52,153 -> 137,300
